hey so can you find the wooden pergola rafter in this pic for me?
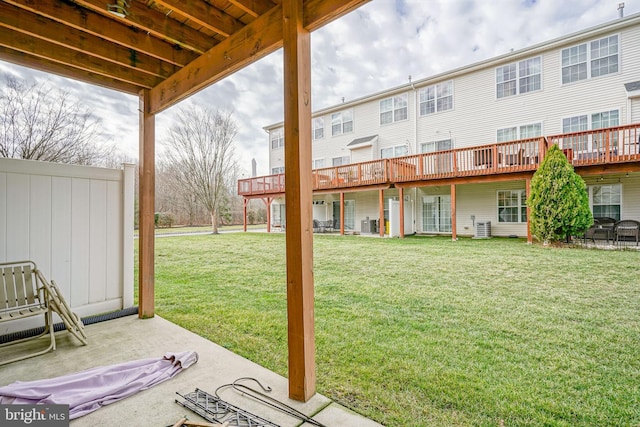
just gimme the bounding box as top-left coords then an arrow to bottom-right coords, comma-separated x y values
0,0 -> 370,401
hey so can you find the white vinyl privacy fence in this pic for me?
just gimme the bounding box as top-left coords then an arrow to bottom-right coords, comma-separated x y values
0,158 -> 135,334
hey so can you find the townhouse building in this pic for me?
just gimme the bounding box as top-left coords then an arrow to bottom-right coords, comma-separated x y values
238,11 -> 640,240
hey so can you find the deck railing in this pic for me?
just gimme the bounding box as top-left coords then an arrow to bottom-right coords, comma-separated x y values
238,124 -> 640,196
548,123 -> 640,167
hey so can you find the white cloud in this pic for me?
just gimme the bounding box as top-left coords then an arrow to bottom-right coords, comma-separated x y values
1,0 -> 638,175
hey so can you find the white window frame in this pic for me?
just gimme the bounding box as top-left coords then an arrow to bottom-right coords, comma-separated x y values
380,93 -> 408,125
561,109 -> 619,152
496,122 -> 542,142
270,128 -> 284,149
312,117 -> 324,140
562,34 -> 619,84
332,155 -> 350,166
312,158 -> 325,169
589,184 -> 622,221
420,139 -> 452,153
381,144 -> 409,159
331,110 -> 354,136
271,166 -> 285,174
496,56 -> 541,99
419,81 -> 453,116
497,190 -> 527,223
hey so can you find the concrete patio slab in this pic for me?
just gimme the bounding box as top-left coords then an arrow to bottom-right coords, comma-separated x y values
0,314 -> 383,427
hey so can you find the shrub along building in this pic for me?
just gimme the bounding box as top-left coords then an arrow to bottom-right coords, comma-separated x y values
238,11 -> 640,242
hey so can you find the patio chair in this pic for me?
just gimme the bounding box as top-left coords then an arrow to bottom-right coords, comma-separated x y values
582,217 -> 616,243
614,220 -> 640,246
0,260 -> 87,365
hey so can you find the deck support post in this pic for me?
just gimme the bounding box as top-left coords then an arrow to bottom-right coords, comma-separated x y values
138,89 -> 155,319
399,187 -> 405,238
451,184 -> 457,240
264,197 -> 273,233
340,192 -> 345,235
526,178 -> 532,244
282,0 -> 315,402
379,189 -> 385,237
243,199 -> 248,232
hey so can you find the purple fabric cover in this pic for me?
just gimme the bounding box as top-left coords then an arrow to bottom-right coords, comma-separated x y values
0,351 -> 198,419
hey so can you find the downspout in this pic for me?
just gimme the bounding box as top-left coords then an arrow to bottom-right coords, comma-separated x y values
411,77 -> 419,234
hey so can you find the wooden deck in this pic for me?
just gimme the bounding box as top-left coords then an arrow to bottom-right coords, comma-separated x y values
239,124 -> 640,197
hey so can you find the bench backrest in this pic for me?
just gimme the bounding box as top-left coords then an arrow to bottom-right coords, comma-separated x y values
1,261 -> 41,315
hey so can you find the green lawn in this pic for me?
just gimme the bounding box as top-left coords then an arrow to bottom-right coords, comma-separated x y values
141,233 -> 640,426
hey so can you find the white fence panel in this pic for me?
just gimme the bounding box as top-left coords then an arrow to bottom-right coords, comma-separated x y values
0,158 -> 135,335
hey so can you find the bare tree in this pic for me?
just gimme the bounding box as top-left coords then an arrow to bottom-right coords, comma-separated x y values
0,76 -> 116,165
163,105 -> 238,233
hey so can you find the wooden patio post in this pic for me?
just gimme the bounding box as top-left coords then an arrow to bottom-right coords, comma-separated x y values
282,0 -> 315,402
265,197 -> 273,233
379,189 -> 385,237
451,184 -> 457,240
138,89 -> 155,319
399,187 -> 405,238
243,198 -> 248,232
340,192 -> 345,235
526,178 -> 532,244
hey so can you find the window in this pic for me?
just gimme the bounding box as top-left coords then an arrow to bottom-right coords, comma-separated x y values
380,94 -> 408,125
496,57 -> 541,98
562,110 -> 619,151
332,156 -> 350,166
592,110 -> 619,150
562,35 -> 618,84
270,128 -> 284,149
562,115 -> 589,151
497,190 -> 527,223
381,144 -> 409,159
331,110 -> 353,136
520,123 -> 542,139
420,139 -> 452,153
590,184 -> 621,220
497,123 -> 542,142
271,166 -> 285,174
419,81 -> 453,115
591,35 -> 619,78
497,127 -> 517,143
312,117 -> 324,140
312,158 -> 325,169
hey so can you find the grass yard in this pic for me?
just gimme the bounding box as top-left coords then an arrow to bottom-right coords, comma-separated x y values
142,233 -> 640,426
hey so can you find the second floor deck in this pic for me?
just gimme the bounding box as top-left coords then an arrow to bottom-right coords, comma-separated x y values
238,124 -> 640,197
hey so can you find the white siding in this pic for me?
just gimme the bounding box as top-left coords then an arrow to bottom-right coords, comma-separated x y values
264,16 -> 640,238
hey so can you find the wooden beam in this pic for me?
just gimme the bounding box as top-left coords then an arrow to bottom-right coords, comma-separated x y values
243,198 -> 248,232
149,0 -> 371,114
71,0 -> 215,54
283,0 -> 315,402
0,2 -> 176,79
229,0 -> 276,18
149,4 -> 283,114
0,26 -> 160,88
152,0 -> 244,37
303,0 -> 371,32
6,0 -> 196,67
0,47 -> 141,94
138,89 -> 155,319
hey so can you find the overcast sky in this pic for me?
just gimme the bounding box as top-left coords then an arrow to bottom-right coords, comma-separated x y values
1,0 -> 639,175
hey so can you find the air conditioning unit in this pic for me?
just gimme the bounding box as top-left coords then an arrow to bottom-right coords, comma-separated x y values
475,221 -> 491,238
